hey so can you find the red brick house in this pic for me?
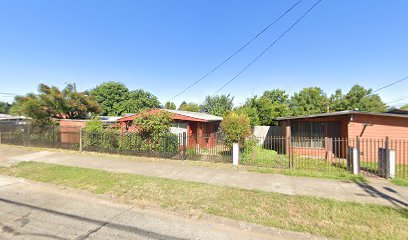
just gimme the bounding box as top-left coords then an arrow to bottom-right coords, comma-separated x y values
276,110 -> 408,162
117,109 -> 223,148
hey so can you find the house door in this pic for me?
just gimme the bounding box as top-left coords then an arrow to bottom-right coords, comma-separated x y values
326,121 -> 340,138
326,121 -> 342,157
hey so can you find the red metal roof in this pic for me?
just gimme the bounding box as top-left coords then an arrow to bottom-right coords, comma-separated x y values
117,109 -> 212,123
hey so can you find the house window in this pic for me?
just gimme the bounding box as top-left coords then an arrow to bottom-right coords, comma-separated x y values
291,121 -> 325,148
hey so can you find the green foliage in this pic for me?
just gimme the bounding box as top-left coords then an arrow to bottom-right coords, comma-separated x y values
178,101 -> 201,112
400,104 -> 408,109
83,118 -> 104,132
155,133 -> 179,154
257,90 -> 290,125
10,84 -> 100,126
115,90 -> 161,115
233,106 -> 259,127
201,94 -> 234,116
0,102 -> 11,114
241,146 -> 287,168
80,110 -> 178,155
82,119 -> 117,149
329,85 -> 387,112
90,82 -> 161,116
289,87 -> 328,116
220,112 -> 252,146
83,128 -> 120,150
329,89 -> 348,112
132,110 -> 173,139
89,82 -> 129,116
164,101 -> 176,110
237,89 -> 290,126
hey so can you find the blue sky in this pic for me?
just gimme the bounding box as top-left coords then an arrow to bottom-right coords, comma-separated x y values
0,0 -> 407,108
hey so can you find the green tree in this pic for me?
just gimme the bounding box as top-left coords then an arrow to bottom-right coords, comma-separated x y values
11,84 -> 100,125
257,89 -> 290,125
201,94 -> 234,116
164,101 -> 176,110
90,82 -> 129,116
329,89 -> 348,112
0,102 -> 11,114
115,89 -> 161,115
344,85 -> 387,112
400,104 -> 408,109
233,105 -> 259,128
178,101 -> 201,112
220,112 -> 252,147
289,87 -> 328,116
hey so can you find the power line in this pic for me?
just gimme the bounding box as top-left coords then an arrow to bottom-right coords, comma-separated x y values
211,0 -> 323,97
169,0 -> 304,101
0,92 -> 18,96
371,76 -> 408,94
386,96 -> 408,105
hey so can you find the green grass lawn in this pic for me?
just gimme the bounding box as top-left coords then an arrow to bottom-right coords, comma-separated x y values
1,161 -> 407,240
392,178 -> 408,187
241,147 -> 366,182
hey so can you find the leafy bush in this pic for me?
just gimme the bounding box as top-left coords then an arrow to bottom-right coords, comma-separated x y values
155,133 -> 179,155
82,113 -> 179,156
82,119 -> 120,151
132,110 -> 174,139
83,118 -> 104,132
220,112 -> 252,147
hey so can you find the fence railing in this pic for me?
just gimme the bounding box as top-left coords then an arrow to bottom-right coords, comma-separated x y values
1,125 -> 407,179
0,125 -> 80,150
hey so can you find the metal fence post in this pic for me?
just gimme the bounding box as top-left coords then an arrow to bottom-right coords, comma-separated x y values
79,127 -> 83,152
288,136 -> 292,169
353,136 -> 360,175
52,125 -> 56,148
385,137 -> 390,178
182,132 -> 186,160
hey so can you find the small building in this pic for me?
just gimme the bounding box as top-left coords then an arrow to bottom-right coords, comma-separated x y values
275,110 -> 408,162
0,114 -> 30,130
276,110 -> 408,140
59,116 -> 121,144
117,109 -> 223,148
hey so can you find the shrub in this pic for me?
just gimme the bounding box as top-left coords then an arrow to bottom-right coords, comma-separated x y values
155,133 -> 179,155
82,119 -> 120,151
132,110 -> 174,139
220,112 -> 252,147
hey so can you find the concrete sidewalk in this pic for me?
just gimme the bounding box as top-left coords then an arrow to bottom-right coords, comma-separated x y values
1,145 -> 407,207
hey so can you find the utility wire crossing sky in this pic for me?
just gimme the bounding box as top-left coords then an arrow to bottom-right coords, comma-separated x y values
0,0 -> 407,107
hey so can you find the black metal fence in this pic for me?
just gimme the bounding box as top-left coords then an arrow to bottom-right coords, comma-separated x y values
80,131 -> 232,162
240,136 -> 408,179
0,124 -> 80,150
1,125 -> 407,179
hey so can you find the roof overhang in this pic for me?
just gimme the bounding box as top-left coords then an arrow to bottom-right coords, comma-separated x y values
275,110 -> 408,121
117,109 -> 222,123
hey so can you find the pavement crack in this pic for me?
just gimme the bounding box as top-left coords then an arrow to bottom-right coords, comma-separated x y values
75,221 -> 110,240
14,211 -> 32,228
75,207 -> 134,240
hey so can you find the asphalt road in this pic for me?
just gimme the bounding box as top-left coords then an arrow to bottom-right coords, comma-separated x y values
0,176 -> 319,240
